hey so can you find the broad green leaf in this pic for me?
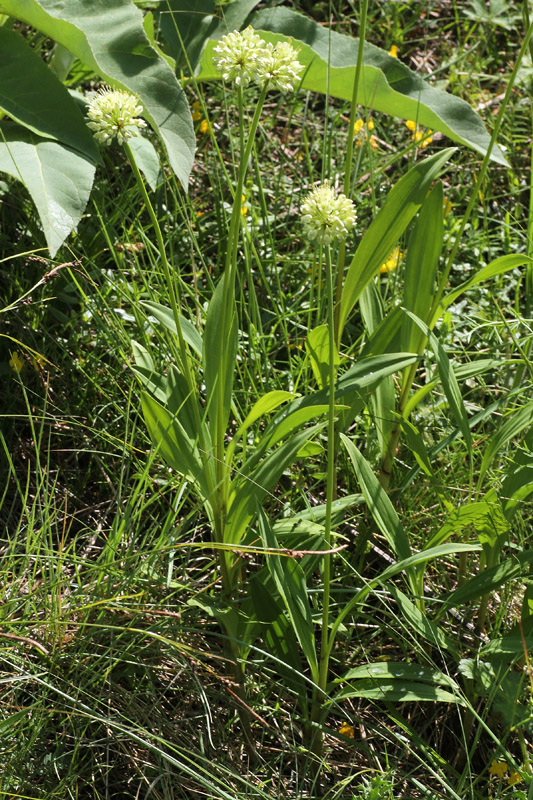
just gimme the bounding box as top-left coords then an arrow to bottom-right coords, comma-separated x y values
166,365 -> 210,450
434,254 -> 531,323
501,466 -> 533,521
131,340 -> 154,373
339,149 -> 455,336
226,390 -> 295,466
379,543 -> 481,584
160,0 -> 261,74
131,366 -> 167,404
203,273 -> 238,429
264,404 -> 331,449
335,679 -> 465,706
360,306 -> 404,359
306,324 -> 339,389
341,435 -> 412,562
0,0 -> 195,185
387,585 -> 458,657
400,417 -> 433,477
248,575 -> 307,701
225,422 -> 326,546
262,353 -> 417,448
480,620 -> 533,659
197,6 -> 505,165
329,541 -> 481,649
425,501 -> 498,551
479,401 -> 533,484
257,508 -> 319,681
439,551 -> 533,611
402,182 -> 443,354
141,390 -> 209,497
0,27 -> 98,160
0,122 -> 95,257
291,493 -> 364,523
128,135 -> 162,192
141,301 -> 203,357
476,498 -> 509,567
340,661 -> 459,690
359,282 -> 395,458
403,309 -> 472,454
187,595 -> 241,641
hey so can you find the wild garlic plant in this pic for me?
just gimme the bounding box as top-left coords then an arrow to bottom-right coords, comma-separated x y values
84,18 -> 530,765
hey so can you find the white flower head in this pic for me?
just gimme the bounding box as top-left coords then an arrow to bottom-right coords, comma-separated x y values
86,88 -> 146,146
301,183 -> 356,245
213,26 -> 266,87
256,40 -> 304,93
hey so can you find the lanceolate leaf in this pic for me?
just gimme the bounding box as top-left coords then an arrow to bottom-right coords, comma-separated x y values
257,508 -> 319,682
479,401 -> 533,484
340,435 -> 412,565
141,301 -> 203,357
196,7 -> 505,165
402,182 -> 443,354
338,149 -> 455,337
0,123 -> 95,257
434,254 -> 531,323
0,0 -> 195,186
141,391 -> 209,497
402,309 -> 472,455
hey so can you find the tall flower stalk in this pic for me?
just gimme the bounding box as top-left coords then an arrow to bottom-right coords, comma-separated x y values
212,28 -> 303,576
301,183 -> 356,754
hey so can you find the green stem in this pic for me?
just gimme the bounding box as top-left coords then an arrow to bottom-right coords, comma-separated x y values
213,84 -> 269,584
312,246 -> 337,751
124,141 -> 190,380
334,0 -> 368,344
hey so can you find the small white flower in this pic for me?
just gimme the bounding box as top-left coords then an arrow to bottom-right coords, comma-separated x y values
213,26 -> 267,87
255,40 -> 304,93
86,88 -> 146,146
301,183 -> 356,245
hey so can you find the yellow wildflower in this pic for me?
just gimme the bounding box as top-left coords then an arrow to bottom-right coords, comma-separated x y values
389,45 -> 399,58
443,198 -> 452,218
241,194 -> 248,215
508,770 -> 521,786
413,128 -> 433,148
354,118 -> 377,149
380,246 -> 403,274
339,722 -> 355,738
406,120 -> 432,148
199,119 -> 211,134
192,100 -> 202,122
489,759 -> 507,778
9,351 -> 24,373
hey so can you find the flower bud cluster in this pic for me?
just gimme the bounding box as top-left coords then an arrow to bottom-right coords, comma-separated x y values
301,183 -> 356,245
86,88 -> 146,146
213,26 -> 304,93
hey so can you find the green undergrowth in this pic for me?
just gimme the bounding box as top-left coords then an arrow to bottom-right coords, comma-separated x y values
1,1 -> 533,799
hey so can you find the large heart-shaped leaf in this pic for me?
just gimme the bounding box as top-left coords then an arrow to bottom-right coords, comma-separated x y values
0,27 -> 98,161
193,6 -> 506,165
0,122 -> 95,256
0,0 -> 195,186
